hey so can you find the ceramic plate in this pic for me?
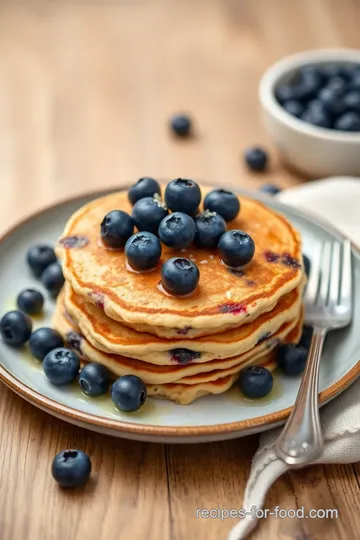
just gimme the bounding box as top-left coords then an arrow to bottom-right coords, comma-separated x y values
0,188 -> 359,443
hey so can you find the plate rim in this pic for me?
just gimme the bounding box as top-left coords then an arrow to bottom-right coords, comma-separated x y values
0,185 -> 359,439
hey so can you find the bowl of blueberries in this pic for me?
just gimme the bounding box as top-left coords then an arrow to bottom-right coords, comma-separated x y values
259,48 -> 360,178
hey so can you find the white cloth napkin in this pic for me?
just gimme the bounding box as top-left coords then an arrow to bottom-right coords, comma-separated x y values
229,177 -> 360,540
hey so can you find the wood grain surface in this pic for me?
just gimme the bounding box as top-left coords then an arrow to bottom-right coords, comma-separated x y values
1,1 -> 360,539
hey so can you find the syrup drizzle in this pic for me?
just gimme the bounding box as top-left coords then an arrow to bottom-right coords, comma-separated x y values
59,235 -> 89,249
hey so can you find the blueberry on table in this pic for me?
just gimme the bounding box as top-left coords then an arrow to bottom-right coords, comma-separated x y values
52,449 -> 91,488
125,232 -> 162,271
283,100 -> 304,118
0,310 -> 32,347
111,375 -> 147,412
158,212 -> 196,249
244,147 -> 268,172
41,262 -> 64,298
164,178 -> 201,215
334,112 -> 360,131
277,344 -> 308,376
170,114 -> 192,137
218,230 -> 255,268
100,210 -> 134,248
161,257 -> 200,296
259,184 -> 281,196
26,244 -> 57,278
303,253 -> 311,277
29,327 -> 64,361
43,347 -> 80,385
238,366 -> 273,399
132,196 -> 168,234
203,189 -> 240,222
128,177 -> 161,205
79,363 -> 111,396
17,289 -> 44,315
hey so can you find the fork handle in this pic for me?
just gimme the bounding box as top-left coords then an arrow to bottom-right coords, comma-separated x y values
275,327 -> 327,467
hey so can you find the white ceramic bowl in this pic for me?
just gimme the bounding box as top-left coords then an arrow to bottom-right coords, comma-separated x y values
259,48 -> 360,178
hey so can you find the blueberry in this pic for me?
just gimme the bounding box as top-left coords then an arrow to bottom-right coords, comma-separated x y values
29,327 -> 64,361
111,375 -> 147,412
259,184 -> 281,196
41,262 -> 64,298
16,289 -> 44,316
79,363 -> 111,396
317,86 -> 345,116
52,449 -> 91,488
43,347 -> 80,385
132,195 -> 168,234
128,177 -> 161,205
277,344 -> 308,376
170,114 -> 192,137
158,212 -> 196,249
334,112 -> 360,131
349,70 -> 360,91
303,253 -> 311,277
299,65 -> 323,82
100,210 -> 134,248
125,232 -> 162,271
244,147 -> 268,172
342,91 -> 360,114
238,366 -> 273,399
161,257 -> 200,296
26,244 -> 57,278
203,189 -> 240,222
321,64 -> 347,80
299,325 -> 313,349
165,179 -> 201,215
275,83 -> 299,104
283,100 -> 304,118
218,230 -> 255,268
0,310 -> 32,347
194,210 -> 227,249
301,107 -> 331,129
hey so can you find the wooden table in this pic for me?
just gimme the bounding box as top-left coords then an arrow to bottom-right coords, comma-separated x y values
1,1 -> 360,539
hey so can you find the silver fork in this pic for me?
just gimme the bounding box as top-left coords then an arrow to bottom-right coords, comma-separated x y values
275,239 -> 353,467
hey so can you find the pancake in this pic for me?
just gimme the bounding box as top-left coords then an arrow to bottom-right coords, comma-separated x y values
56,186 -> 303,334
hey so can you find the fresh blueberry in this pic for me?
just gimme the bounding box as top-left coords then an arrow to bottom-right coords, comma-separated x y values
52,449 -> 91,488
203,189 -> 240,222
349,70 -> 360,91
111,375 -> 147,412
303,253 -> 311,277
327,76 -> 347,92
41,262 -> 64,298
299,65 -> 324,84
132,195 -> 168,234
161,257 -> 200,296
165,179 -> 201,215
244,147 -> 268,172
343,91 -> 360,113
218,230 -> 255,268
16,289 -> 44,315
125,232 -> 162,271
321,64 -> 347,80
29,327 -> 64,361
259,184 -> 281,196
299,325 -> 313,349
238,366 -> 273,399
158,212 -> 196,249
283,100 -> 304,118
277,344 -> 308,376
79,363 -> 111,396
334,112 -> 360,131
128,177 -> 161,205
170,114 -> 192,137
301,107 -> 331,129
275,83 -> 299,104
100,210 -> 134,248
194,210 -> 227,249
317,86 -> 345,116
43,347 -> 80,385
297,75 -> 321,102
0,310 -> 32,347
26,244 -> 57,278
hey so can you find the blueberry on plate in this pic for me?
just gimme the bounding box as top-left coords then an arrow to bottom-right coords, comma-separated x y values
0,310 -> 32,347
218,230 -> 255,268
203,189 -> 240,222
334,112 -> 360,131
194,210 -> 227,249
303,253 -> 311,277
41,262 -> 64,298
128,177 -> 161,205
259,184 -> 281,196
283,100 -> 304,118
43,347 -> 80,385
132,195 -> 168,234
79,363 -> 111,396
100,210 -> 134,248
52,449 -> 91,488
170,114 -> 192,137
29,327 -> 64,361
277,344 -> 308,376
125,232 -> 162,271
238,366 -> 273,399
17,289 -> 44,315
111,375 -> 147,412
244,147 -> 268,172
299,325 -> 313,349
164,179 -> 201,215
26,244 -> 57,278
161,257 -> 200,296
158,212 -> 196,249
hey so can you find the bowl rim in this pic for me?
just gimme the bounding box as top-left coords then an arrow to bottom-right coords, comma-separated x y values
259,47 -> 360,142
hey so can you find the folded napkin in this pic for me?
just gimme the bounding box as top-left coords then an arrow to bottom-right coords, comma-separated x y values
229,177 -> 360,540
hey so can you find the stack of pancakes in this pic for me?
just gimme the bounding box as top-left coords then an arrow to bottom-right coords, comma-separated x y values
54,187 -> 305,405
